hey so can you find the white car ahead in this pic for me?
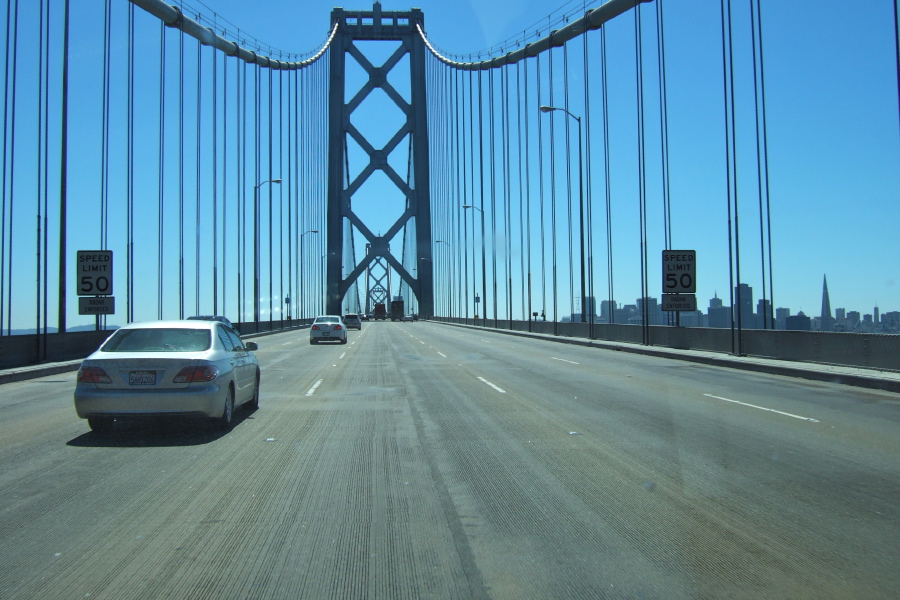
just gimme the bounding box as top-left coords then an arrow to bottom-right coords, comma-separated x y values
310,315 -> 348,344
74,320 -> 260,433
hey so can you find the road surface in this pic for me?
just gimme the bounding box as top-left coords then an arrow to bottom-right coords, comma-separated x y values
1,322 -> 898,599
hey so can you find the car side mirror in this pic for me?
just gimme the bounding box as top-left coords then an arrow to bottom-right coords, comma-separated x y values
244,341 -> 258,351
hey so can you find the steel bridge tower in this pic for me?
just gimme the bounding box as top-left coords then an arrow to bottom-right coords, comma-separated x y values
326,2 -> 433,317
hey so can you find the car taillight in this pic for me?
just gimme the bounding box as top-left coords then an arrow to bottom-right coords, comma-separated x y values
173,366 -> 218,383
335,325 -> 343,330
311,325 -> 319,330
77,366 -> 112,384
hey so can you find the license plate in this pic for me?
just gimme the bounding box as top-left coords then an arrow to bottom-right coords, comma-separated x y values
129,370 -> 156,385
322,332 -> 330,336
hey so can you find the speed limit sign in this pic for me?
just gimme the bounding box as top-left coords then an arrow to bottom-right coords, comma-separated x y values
76,250 -> 113,296
662,250 -> 696,294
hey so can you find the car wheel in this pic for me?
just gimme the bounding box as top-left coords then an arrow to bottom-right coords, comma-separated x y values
218,387 -> 235,430
310,338 -> 317,345
246,371 -> 260,411
341,336 -> 348,344
88,416 -> 113,433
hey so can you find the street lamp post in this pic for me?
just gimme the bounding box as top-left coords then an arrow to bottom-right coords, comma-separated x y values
462,205 -> 486,324
299,229 -> 319,319
540,105 -> 586,323
254,178 -> 282,326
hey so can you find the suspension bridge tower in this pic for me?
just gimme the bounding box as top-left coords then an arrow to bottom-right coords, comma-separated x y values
326,2 -> 434,317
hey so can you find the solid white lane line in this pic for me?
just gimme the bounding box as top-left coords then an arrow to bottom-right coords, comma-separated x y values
551,357 -> 580,365
306,379 -> 323,397
477,377 -> 506,394
703,394 -> 820,423
437,351 -> 447,358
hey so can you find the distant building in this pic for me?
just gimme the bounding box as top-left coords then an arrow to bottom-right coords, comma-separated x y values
600,300 -> 616,323
708,293 -> 730,328
847,311 -> 861,329
636,297 -> 661,325
820,275 -> 834,332
874,306 -> 880,324
757,299 -> 773,329
734,283 -> 755,329
835,308 -> 846,321
785,311 -> 811,331
775,307 -> 790,331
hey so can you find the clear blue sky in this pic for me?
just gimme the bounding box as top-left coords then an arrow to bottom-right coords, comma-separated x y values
7,0 -> 899,329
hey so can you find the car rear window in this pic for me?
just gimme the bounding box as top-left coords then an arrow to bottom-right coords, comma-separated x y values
101,328 -> 212,352
316,317 -> 340,324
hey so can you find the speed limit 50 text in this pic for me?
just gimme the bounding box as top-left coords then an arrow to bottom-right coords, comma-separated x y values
76,250 -> 113,296
662,250 -> 696,294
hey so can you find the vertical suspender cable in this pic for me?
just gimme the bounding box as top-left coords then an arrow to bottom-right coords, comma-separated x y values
1,0 -> 19,334
583,4 -> 595,334
279,68 -> 284,323
468,70 -> 476,319
454,66 -> 461,318
178,14 -> 185,319
478,70 -> 486,324
549,45 -> 558,329
213,20 -> 219,315
602,26 -> 614,324
524,56 -> 533,328
721,0 -> 739,354
489,68 -> 497,325
656,0 -> 674,326
42,0 -> 51,346
536,50 -> 546,324
563,43 -> 574,320
36,0 -> 45,352
158,21 -> 166,320
488,69 -> 498,329
517,60 -> 526,323
240,57 -> 247,323
657,0 -> 672,251
268,68 -> 274,325
100,0 -> 111,329
459,69 -> 470,319
293,68 -> 299,318
58,0 -> 70,333
894,0 -> 900,143
254,62 -> 260,324
196,37 -> 202,316
635,2 -> 649,344
286,68 -> 291,321
502,65 -> 512,323
221,27 -> 227,318
759,0 -> 775,329
127,3 -> 135,323
752,0 -> 774,329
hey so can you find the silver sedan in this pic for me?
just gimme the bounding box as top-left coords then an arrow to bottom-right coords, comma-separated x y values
74,320 -> 260,432
309,315 -> 348,344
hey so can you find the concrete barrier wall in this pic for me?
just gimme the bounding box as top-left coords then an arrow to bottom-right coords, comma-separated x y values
432,317 -> 900,372
4,318 -> 897,372
0,319 -> 315,370
0,330 -> 114,369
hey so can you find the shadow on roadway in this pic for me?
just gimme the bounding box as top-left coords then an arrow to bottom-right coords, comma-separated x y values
66,407 -> 257,448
